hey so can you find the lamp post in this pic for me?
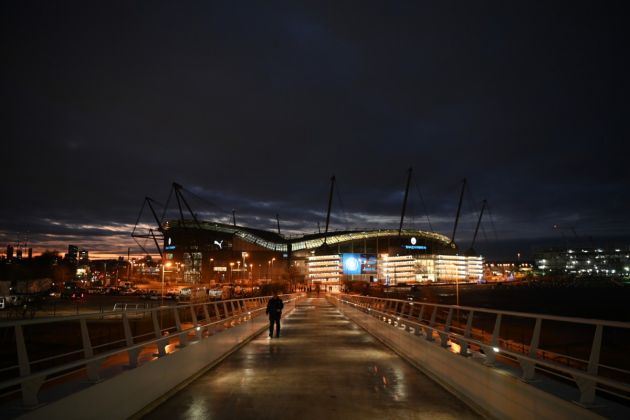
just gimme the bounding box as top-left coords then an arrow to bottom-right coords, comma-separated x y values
242,252 -> 249,286
271,257 -> 276,281
161,261 -> 173,308
229,262 -> 234,284
159,261 -> 173,332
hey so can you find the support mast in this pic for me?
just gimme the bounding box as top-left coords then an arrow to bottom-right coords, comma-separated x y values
399,167 -> 412,236
324,175 -> 335,235
467,199 -> 486,255
451,178 -> 467,245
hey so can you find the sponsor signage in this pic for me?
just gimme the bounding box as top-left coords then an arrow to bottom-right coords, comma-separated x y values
404,245 -> 427,250
213,267 -> 227,272
342,253 -> 377,275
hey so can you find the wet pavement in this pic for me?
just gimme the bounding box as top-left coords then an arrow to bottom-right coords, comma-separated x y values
142,297 -> 481,420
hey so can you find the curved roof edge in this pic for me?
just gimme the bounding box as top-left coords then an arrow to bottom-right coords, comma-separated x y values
163,220 -> 452,252
290,229 -> 451,251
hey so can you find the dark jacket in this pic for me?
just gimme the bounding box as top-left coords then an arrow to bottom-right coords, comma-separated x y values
266,296 -> 284,318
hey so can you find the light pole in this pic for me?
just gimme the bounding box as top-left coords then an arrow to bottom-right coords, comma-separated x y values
229,262 -> 234,284
161,261 -> 172,308
242,252 -> 249,286
271,257 -> 276,281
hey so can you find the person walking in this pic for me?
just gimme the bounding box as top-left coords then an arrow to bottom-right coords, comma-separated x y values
266,291 -> 284,338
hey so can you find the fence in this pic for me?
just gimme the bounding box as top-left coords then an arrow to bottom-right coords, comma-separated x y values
0,294 -> 297,411
332,294 -> 630,408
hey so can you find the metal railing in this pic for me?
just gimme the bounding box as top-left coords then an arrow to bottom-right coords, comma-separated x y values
332,294 -> 630,407
0,294 -> 299,409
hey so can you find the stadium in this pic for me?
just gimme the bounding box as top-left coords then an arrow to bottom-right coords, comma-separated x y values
133,180 -> 484,292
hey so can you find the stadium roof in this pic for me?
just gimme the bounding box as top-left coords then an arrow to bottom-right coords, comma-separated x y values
163,220 -> 453,253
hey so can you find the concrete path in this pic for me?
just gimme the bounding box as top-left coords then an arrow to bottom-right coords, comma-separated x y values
142,297 -> 481,419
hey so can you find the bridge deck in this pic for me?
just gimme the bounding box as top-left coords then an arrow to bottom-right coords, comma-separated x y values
142,297 -> 481,419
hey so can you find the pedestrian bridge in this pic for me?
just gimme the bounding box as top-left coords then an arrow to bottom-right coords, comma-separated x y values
0,294 -> 629,419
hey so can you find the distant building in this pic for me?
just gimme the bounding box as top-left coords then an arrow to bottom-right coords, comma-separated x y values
79,249 -> 89,263
535,247 -> 630,277
484,261 -> 534,281
66,245 -> 79,265
6,245 -> 13,261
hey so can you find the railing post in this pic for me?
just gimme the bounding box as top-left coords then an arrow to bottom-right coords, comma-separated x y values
203,304 -> 211,326
483,313 -> 502,366
151,310 -> 167,357
80,318 -> 100,381
15,324 -> 30,377
415,305 -> 425,336
173,307 -> 188,347
575,324 -> 603,405
405,303 -> 414,332
190,305 -> 202,340
439,308 -> 453,348
214,302 -> 222,320
123,312 -> 140,368
425,306 -> 437,341
230,301 -> 238,324
223,302 -> 230,320
459,310 -> 474,356
15,324 -> 45,407
520,317 -> 542,381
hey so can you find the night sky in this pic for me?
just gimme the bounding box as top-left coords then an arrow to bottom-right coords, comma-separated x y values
2,1 -> 628,259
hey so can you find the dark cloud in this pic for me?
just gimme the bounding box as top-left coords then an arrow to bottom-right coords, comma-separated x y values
1,1 -> 628,259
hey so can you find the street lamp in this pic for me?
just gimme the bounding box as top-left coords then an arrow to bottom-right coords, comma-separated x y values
229,262 -> 234,284
271,257 -> 276,281
161,261 -> 173,307
242,252 -> 249,285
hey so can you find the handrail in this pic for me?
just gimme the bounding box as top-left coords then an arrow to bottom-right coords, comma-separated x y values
332,293 -> 630,407
367,295 -> 630,328
0,294 -> 300,409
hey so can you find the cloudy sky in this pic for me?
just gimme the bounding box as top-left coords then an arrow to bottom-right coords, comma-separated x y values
2,1 -> 628,259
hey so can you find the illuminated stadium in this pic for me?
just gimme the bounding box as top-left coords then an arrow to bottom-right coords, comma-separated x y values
133,180 -> 484,291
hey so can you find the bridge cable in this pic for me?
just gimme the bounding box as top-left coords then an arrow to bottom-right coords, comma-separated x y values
412,175 -> 433,232
182,185 -> 231,219
160,187 -> 174,223
485,202 -> 500,242
334,180 -> 351,230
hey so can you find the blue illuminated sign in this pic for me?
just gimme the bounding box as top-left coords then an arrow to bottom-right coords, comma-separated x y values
342,253 -> 362,275
404,245 -> 427,250
165,245 -> 176,251
342,254 -> 377,275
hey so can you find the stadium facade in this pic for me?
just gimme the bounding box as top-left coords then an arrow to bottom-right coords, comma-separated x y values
162,220 -> 483,291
